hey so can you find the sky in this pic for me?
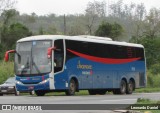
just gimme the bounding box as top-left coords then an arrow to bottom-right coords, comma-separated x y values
16,0 -> 160,15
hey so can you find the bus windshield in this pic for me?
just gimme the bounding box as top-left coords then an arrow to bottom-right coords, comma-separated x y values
15,40 -> 52,75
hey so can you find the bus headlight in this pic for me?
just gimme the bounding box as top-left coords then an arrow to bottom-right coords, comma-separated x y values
16,80 -> 23,85
39,78 -> 50,84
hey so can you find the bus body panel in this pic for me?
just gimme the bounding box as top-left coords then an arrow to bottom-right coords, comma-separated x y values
54,71 -> 68,90
53,57 -> 146,90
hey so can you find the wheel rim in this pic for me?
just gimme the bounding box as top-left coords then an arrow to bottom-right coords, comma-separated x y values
128,81 -> 133,92
70,81 -> 75,93
121,81 -> 126,93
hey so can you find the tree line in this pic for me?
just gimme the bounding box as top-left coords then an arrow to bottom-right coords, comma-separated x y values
0,0 -> 160,72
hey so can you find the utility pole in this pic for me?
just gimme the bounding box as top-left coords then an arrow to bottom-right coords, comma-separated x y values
64,14 -> 66,35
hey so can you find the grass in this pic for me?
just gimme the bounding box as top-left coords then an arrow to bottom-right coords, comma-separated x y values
135,87 -> 160,93
0,61 -> 14,84
45,90 -> 89,96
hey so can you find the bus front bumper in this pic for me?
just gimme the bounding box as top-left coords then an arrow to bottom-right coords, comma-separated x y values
16,81 -> 50,91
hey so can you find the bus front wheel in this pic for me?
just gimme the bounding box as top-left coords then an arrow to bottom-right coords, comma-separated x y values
35,90 -> 45,96
65,79 -> 76,96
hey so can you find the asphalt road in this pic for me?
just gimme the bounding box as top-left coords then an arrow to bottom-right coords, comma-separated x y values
0,92 -> 160,113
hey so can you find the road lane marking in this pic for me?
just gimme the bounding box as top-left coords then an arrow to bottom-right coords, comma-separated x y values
101,99 -> 137,102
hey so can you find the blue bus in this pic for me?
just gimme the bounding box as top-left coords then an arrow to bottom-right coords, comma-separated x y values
5,35 -> 146,96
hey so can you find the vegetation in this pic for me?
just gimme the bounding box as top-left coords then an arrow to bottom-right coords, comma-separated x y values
131,37 -> 160,90
0,61 -> 14,84
95,22 -> 123,40
129,98 -> 160,113
136,87 -> 160,93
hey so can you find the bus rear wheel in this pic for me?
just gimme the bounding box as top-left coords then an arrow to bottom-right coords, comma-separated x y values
35,90 -> 45,96
65,79 -> 76,96
113,80 -> 126,95
119,80 -> 126,94
126,80 -> 134,94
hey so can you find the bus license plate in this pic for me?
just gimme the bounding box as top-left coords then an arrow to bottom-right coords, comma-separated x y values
28,86 -> 34,90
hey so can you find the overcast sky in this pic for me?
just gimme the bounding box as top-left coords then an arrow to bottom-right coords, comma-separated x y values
16,0 -> 160,15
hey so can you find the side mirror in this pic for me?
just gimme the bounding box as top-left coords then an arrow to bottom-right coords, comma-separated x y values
4,50 -> 16,62
47,47 -> 56,58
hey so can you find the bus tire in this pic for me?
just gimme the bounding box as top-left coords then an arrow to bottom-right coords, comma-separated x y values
126,80 -> 134,94
65,79 -> 76,96
35,90 -> 45,96
113,80 -> 127,95
119,80 -> 127,94
30,91 -> 35,95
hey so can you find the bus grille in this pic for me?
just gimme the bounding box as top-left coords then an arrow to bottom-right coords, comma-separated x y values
23,82 -> 39,85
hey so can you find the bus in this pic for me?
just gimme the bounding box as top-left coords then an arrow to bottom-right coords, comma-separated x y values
4,35 -> 146,96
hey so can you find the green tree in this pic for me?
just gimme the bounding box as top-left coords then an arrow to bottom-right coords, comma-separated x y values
3,23 -> 32,48
111,22 -> 123,39
0,9 -> 18,44
143,8 -> 160,38
95,22 -> 112,37
95,22 -> 123,40
68,24 -> 84,36
38,26 -> 44,35
136,37 -> 160,68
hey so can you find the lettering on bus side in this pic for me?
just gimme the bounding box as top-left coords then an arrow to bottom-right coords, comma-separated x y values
77,60 -> 92,70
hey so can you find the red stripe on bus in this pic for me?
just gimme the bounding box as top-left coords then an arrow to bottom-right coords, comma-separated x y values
67,49 -> 141,64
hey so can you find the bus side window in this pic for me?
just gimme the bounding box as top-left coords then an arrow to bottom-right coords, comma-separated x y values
54,39 -> 64,73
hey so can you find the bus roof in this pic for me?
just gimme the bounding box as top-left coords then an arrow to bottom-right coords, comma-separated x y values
17,35 -> 144,48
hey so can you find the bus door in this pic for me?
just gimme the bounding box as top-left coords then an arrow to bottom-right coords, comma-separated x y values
53,39 -> 65,89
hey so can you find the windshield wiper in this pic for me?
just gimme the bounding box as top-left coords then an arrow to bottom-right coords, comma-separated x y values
32,59 -> 41,74
21,57 -> 30,74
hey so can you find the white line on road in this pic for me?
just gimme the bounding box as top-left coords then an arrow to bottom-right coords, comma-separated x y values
101,98 -> 137,102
